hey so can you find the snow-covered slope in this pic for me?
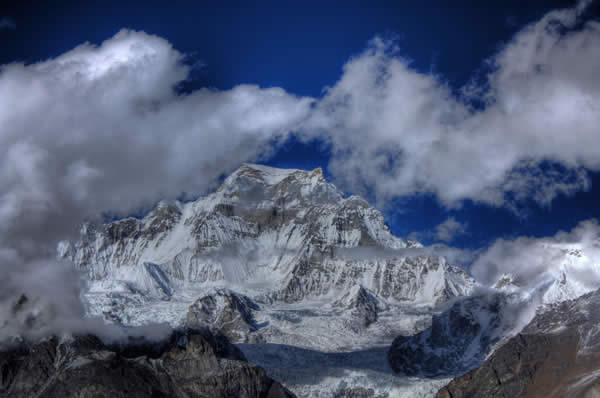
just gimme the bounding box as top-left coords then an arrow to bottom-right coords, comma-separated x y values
58,163 -> 476,397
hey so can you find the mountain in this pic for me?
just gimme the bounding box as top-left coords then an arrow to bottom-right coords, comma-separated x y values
0,328 -> 294,398
59,164 -> 473,310
57,164 -> 476,397
436,287 -> 600,398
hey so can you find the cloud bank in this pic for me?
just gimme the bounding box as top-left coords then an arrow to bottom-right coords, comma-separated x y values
308,0 -> 600,209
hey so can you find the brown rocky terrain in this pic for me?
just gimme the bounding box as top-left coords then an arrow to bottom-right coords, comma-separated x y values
0,328 -> 294,398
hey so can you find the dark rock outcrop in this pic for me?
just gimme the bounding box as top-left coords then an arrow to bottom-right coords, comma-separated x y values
0,329 -> 294,398
436,289 -> 600,398
388,292 -> 510,376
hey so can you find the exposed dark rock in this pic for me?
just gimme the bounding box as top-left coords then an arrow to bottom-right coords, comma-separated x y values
104,217 -> 141,244
0,329 -> 294,398
349,286 -> 379,327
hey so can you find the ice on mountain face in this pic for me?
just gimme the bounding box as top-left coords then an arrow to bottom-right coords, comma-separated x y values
59,164 -> 477,397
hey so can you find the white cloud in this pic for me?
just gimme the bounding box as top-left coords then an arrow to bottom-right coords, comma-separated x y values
0,17 -> 15,30
305,0 -> 600,210
0,29 -> 312,340
434,217 -> 468,242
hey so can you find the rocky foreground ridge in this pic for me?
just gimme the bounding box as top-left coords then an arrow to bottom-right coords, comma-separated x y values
0,328 -> 294,398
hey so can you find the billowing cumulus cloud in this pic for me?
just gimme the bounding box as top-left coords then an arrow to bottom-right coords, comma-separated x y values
0,29 -> 312,341
307,0 -> 600,209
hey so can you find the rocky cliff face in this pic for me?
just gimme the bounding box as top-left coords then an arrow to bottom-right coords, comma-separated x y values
0,329 -> 294,398
436,288 -> 600,398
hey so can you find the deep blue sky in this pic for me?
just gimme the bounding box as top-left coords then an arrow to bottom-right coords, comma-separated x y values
2,0 -> 599,249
